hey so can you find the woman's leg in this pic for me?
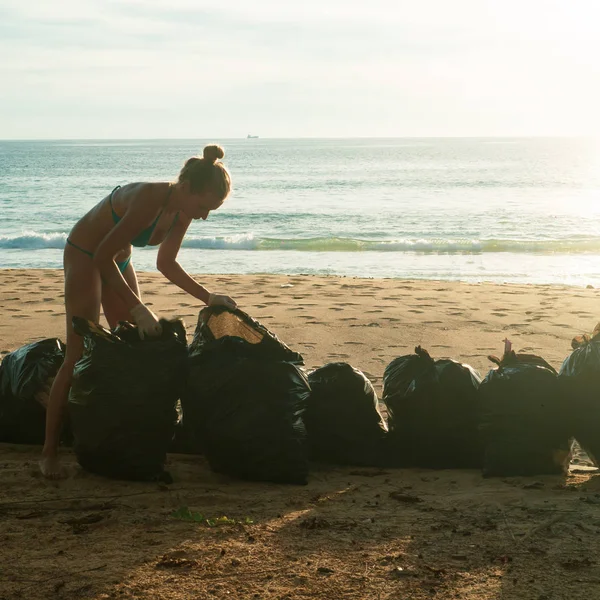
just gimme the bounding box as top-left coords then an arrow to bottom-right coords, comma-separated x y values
101,259 -> 140,329
40,246 -> 102,478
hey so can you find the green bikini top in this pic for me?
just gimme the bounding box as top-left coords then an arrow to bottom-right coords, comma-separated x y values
109,185 -> 178,248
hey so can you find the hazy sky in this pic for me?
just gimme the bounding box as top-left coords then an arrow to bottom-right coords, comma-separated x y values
1,0 -> 599,138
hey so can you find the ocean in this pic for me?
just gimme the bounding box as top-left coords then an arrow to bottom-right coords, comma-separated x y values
1,137 -> 600,285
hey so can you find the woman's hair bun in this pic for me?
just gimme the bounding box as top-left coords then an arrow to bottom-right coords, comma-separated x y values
203,144 -> 225,163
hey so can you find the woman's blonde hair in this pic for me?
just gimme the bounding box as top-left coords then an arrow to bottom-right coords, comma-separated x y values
178,144 -> 231,204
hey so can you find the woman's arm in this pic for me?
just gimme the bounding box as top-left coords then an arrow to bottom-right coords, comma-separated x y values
93,184 -> 162,311
156,214 -> 212,304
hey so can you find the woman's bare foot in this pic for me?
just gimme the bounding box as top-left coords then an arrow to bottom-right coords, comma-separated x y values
39,453 -> 65,479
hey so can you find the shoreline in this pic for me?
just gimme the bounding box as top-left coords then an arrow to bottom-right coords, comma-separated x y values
0,265 -> 596,287
3,249 -> 600,288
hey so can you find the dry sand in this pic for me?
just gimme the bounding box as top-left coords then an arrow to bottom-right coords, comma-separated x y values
1,268 -> 600,600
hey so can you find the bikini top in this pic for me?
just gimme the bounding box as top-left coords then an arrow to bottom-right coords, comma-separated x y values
109,185 -> 178,248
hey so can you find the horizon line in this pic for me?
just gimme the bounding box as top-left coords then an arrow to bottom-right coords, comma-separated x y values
0,135 -> 596,142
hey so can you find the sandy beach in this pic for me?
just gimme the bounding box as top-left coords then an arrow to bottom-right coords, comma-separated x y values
1,268 -> 600,600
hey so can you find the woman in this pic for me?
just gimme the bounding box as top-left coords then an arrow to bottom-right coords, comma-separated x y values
40,144 -> 236,478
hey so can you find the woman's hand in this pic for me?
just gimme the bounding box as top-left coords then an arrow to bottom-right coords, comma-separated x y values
130,303 -> 163,339
208,293 -> 237,310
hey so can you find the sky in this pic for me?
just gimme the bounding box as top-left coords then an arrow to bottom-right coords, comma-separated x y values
1,0 -> 599,139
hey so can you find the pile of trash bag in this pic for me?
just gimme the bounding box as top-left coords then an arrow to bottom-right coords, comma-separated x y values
383,346 -> 482,469
479,339 -> 571,477
0,338 -> 66,444
305,362 -> 387,466
182,306 -> 309,484
68,317 -> 187,482
559,324 -> 600,466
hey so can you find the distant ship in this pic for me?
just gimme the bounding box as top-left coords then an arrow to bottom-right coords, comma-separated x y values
247,134 -> 259,139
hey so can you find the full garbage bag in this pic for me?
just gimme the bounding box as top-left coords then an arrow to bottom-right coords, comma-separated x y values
305,362 -> 387,466
382,346 -> 482,469
182,306 -> 309,484
558,324 -> 600,466
479,339 -> 571,477
0,338 -> 65,444
68,318 -> 187,481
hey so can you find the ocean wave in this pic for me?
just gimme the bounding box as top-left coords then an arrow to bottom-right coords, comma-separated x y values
182,234 -> 260,250
0,231 -> 67,249
236,237 -> 600,253
182,235 -> 600,253
5,232 -> 600,254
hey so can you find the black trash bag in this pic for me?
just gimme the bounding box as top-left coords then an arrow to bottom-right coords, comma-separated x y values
382,346 -> 482,469
479,339 -> 571,477
558,324 -> 600,466
189,306 -> 303,363
305,362 -> 388,466
68,317 -> 187,482
183,353 -> 310,484
0,338 -> 65,444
